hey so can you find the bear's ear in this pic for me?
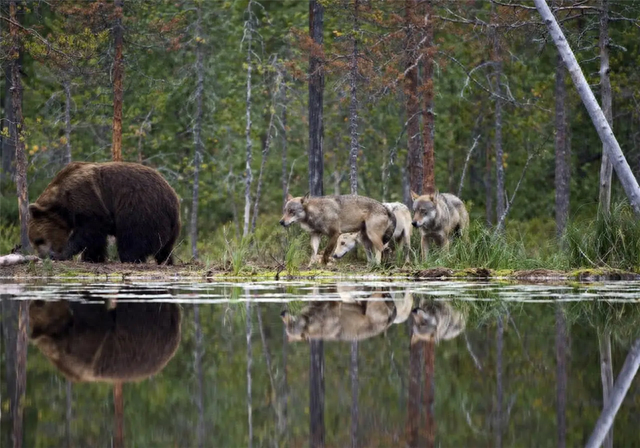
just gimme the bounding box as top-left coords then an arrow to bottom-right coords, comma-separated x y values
411,191 -> 419,201
286,193 -> 294,202
28,203 -> 47,219
301,192 -> 310,204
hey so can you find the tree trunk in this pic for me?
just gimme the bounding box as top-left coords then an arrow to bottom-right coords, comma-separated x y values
251,96 -> 277,233
62,79 -> 72,165
598,329 -> 614,448
598,0 -> 613,215
348,0 -> 359,195
309,339 -> 325,448
246,300 -> 253,448
350,341 -> 358,448
309,0 -> 324,197
554,54 -> 569,237
113,383 -> 124,448
111,0 -> 124,162
495,315 -> 503,448
492,2 -> 505,233
406,340 -> 422,447
191,3 -> 204,258
281,81 -> 289,207
66,380 -> 73,448
2,59 -> 16,180
404,0 -> 422,195
194,305 -> 205,448
421,0 -> 435,196
555,304 -> 568,448
534,0 -> 640,215
585,338 -> 640,448
12,301 -> 28,448
485,144 -> 493,226
9,0 -> 29,253
422,340 -> 435,448
243,2 -> 254,237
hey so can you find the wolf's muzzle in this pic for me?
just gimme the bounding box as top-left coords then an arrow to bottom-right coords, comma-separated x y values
279,219 -> 286,226
411,221 -> 419,228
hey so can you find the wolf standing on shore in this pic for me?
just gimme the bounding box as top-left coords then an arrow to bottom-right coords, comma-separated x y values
280,193 -> 395,265
332,202 -> 412,263
411,191 -> 469,259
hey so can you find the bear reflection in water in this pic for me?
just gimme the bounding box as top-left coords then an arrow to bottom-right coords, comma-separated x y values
282,286 -> 466,344
29,297 -> 181,383
281,286 -> 414,342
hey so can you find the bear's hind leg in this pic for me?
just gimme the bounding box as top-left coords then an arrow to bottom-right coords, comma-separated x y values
154,243 -> 175,265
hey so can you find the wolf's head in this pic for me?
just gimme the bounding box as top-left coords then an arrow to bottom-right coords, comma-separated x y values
280,193 -> 308,227
411,302 -> 466,344
280,310 -> 309,341
332,232 -> 361,259
411,191 -> 438,229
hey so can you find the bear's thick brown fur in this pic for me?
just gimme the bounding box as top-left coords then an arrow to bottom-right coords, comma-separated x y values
28,162 -> 181,264
29,298 -> 182,383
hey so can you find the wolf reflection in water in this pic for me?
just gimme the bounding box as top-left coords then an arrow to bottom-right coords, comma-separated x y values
281,285 -> 466,343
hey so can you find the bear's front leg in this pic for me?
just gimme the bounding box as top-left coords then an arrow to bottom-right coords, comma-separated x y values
62,228 -> 108,263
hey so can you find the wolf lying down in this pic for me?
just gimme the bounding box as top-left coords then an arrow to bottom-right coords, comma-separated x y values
282,286 -> 465,343
280,194 -> 396,265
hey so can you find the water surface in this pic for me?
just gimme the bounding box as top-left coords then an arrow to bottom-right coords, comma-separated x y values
2,279 -> 640,447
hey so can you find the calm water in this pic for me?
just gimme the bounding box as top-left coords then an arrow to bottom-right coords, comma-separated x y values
2,279 -> 640,448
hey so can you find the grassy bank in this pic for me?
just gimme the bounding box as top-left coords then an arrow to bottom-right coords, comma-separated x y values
0,203 -> 638,280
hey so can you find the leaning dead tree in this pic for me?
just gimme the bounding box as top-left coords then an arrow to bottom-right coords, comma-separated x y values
534,0 -> 640,216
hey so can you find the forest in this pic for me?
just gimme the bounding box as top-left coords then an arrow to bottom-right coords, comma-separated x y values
1,0 -> 640,271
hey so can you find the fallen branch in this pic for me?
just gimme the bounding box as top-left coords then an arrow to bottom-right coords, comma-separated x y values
0,254 -> 40,266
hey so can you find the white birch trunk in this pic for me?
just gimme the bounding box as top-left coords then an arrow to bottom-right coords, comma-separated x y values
191,2 -> 204,259
598,0 -> 613,215
348,0 -> 359,195
534,0 -> 640,215
586,338 -> 640,448
243,2 -> 254,237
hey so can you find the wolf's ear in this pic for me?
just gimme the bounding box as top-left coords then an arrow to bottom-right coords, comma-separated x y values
286,193 -> 294,202
410,191 -> 419,201
301,192 -> 310,204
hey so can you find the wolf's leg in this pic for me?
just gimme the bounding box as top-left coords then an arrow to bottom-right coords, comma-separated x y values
420,231 -> 429,260
309,233 -> 322,265
361,234 -> 374,262
439,233 -> 450,252
322,232 -> 340,265
365,230 -> 384,264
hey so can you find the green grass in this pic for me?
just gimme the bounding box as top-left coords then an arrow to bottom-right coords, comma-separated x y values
1,204 -> 638,274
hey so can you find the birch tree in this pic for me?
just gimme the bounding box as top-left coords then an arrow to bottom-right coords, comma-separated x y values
348,0 -> 360,195
191,1 -> 205,258
242,0 -> 256,237
598,0 -> 613,215
534,0 -> 640,215
491,1 -> 505,233
8,0 -> 29,252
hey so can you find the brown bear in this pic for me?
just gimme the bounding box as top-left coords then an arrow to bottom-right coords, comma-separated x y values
28,162 -> 181,264
29,297 -> 182,383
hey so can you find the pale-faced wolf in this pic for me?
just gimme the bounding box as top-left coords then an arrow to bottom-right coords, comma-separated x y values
410,300 -> 466,345
280,193 -> 396,265
411,191 -> 469,259
332,202 -> 413,263
281,287 -> 413,342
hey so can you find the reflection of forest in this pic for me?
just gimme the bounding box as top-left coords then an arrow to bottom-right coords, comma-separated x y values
2,287 -> 640,447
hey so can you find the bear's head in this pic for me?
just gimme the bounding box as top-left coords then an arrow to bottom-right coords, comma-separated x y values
28,203 -> 72,258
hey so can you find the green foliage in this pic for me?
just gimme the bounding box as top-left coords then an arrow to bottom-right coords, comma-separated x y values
566,202 -> 640,271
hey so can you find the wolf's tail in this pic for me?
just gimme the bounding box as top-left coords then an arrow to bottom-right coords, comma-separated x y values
382,208 -> 397,245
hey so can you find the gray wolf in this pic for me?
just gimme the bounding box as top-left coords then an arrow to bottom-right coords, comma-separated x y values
332,202 -> 412,263
411,191 -> 469,258
28,162 -> 180,264
410,300 -> 466,345
280,193 -> 395,265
